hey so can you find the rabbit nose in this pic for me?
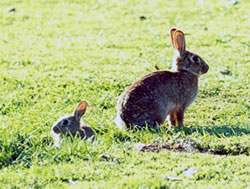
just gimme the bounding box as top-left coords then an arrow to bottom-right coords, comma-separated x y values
201,64 -> 209,74
53,126 -> 60,134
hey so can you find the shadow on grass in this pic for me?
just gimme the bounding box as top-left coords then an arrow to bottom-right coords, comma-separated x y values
112,125 -> 250,143
173,125 -> 250,137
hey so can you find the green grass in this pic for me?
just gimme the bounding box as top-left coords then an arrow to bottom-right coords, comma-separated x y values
0,0 -> 249,188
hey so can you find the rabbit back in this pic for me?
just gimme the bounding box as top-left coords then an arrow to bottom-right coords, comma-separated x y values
117,70 -> 198,129
79,125 -> 96,141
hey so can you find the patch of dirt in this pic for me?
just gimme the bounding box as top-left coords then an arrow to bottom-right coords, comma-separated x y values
140,139 -> 244,156
141,139 -> 197,153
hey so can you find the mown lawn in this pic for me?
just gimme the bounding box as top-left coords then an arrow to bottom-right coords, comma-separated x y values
0,0 -> 249,188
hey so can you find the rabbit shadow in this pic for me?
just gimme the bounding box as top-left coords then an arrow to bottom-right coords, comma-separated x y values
172,125 -> 250,137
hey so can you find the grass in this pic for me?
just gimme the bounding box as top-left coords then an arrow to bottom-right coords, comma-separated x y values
0,0 -> 249,188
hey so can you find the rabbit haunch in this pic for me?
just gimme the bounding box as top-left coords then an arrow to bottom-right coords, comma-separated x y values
51,100 -> 96,146
115,28 -> 209,130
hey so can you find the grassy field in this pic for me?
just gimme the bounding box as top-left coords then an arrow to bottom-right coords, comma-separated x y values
0,0 -> 249,188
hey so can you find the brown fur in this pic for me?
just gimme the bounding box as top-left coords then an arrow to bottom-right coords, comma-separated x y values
115,28 -> 209,130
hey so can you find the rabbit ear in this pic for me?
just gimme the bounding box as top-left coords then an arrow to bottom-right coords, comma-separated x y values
73,101 -> 88,121
170,28 -> 177,48
174,30 -> 186,53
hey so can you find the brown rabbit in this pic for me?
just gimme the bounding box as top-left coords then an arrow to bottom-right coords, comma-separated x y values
114,28 -> 209,130
51,100 -> 96,146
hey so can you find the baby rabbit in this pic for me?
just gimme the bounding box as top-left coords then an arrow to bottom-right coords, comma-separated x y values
115,28 -> 209,130
51,100 -> 96,146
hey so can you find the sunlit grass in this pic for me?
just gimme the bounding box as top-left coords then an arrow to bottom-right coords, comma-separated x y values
0,0 -> 249,188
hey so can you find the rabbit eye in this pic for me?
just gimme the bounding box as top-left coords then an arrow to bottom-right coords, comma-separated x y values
62,119 -> 69,125
192,56 -> 199,62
